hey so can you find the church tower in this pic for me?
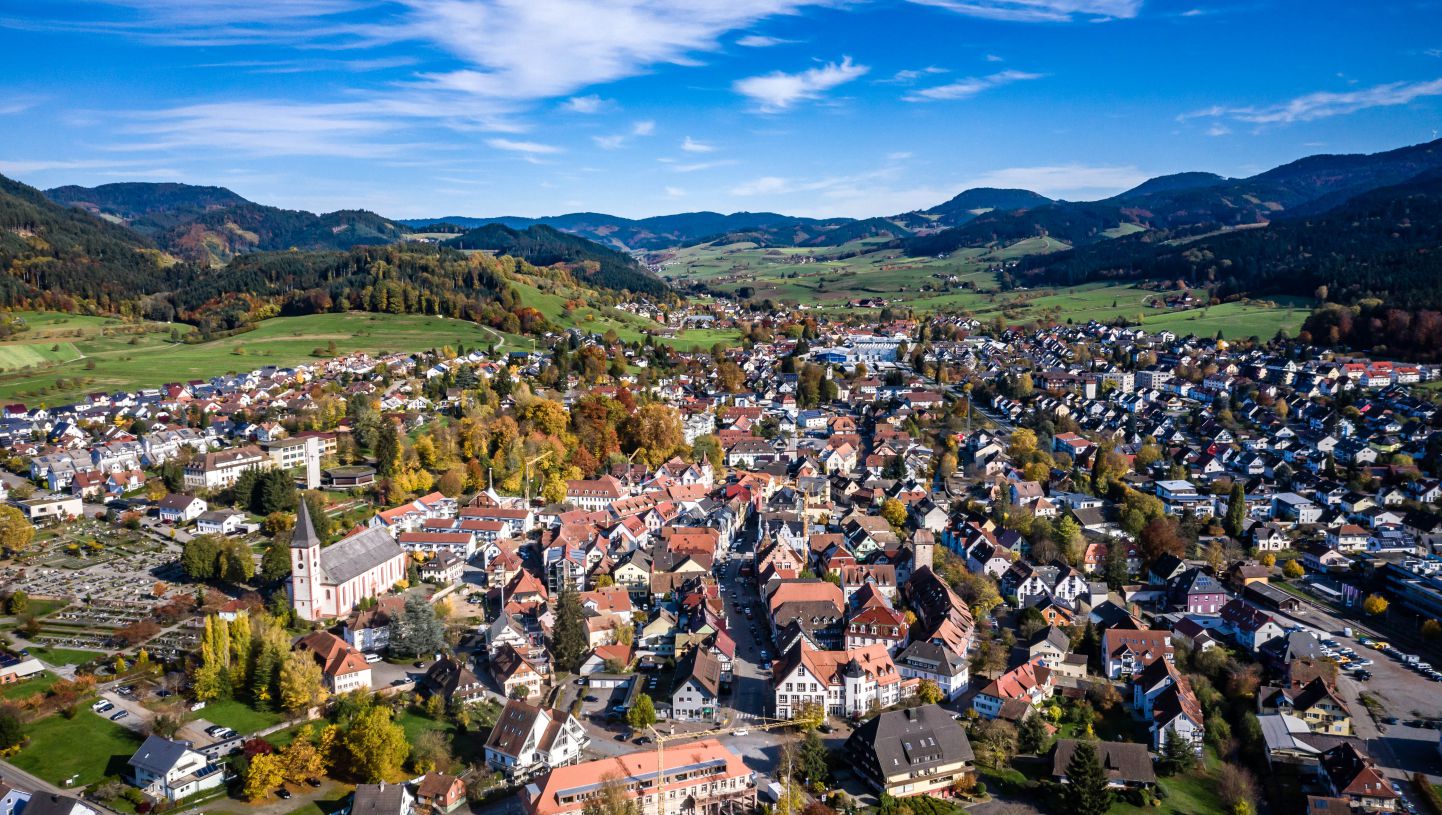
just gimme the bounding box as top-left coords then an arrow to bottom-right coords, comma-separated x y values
289,499 -> 324,621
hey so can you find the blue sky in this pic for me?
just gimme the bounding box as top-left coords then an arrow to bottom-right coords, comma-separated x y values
2,0 -> 1441,219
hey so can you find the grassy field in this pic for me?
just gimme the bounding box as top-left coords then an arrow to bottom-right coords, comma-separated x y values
194,698 -> 288,735
509,274 -> 743,349
0,312 -> 507,404
654,239 -> 1309,340
11,710 -> 144,786
30,646 -> 105,666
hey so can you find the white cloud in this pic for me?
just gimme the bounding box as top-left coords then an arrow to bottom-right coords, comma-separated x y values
592,134 -> 626,149
886,151 -> 914,160
959,164 -> 1147,199
665,186 -> 687,197
1206,123 -> 1231,137
564,94 -> 608,113
904,69 -> 1042,101
487,137 -> 563,154
117,100 -> 418,158
0,97 -> 43,115
907,0 -> 1142,23
733,56 -> 869,112
736,34 -> 794,47
729,176 -> 793,195
632,120 -> 656,136
1181,77 -> 1442,124
682,136 -> 716,153
877,66 -> 948,85
661,158 -> 739,172
985,53 -> 1004,62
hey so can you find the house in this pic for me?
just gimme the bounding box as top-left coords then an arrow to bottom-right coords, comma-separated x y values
415,773 -> 467,814
564,475 -> 626,512
156,493 -> 207,525
1168,568 -> 1229,615
1219,599 -> 1286,653
771,642 -> 908,719
290,501 -> 409,622
520,739 -> 754,815
671,648 -> 722,721
294,631 -> 373,694
972,660 -> 1052,720
1102,628 -> 1174,679
1318,743 -> 1398,811
194,509 -> 245,536
1051,740 -> 1156,789
1259,678 -> 1352,735
894,640 -> 969,701
183,444 -> 273,490
16,794 -> 97,815
490,643 -> 544,700
127,735 -> 226,802
351,783 -> 414,815
483,698 -> 589,778
341,595 -> 406,653
423,656 -> 486,706
845,704 -> 975,798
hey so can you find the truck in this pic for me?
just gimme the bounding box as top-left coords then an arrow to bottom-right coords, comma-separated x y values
1401,653 -> 1419,665
1342,627 -> 1354,638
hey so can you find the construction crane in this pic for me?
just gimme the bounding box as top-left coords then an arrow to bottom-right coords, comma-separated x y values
647,715 -> 804,815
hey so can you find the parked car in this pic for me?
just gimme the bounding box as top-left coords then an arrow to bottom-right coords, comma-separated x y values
277,788 -> 292,800
91,700 -> 114,713
109,710 -> 129,721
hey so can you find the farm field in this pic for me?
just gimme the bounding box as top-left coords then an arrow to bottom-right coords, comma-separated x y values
654,240 -> 1307,340
509,274 -> 743,350
0,312 -> 508,404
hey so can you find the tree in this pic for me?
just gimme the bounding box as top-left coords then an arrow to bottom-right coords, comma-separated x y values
793,700 -> 825,731
389,594 -> 445,659
148,712 -> 182,740
619,403 -> 684,468
1362,594 -> 1389,616
1102,541 -> 1129,590
880,498 -> 908,532
375,423 -> 402,477
279,651 -> 329,713
796,730 -> 830,786
1017,713 -> 1048,755
627,693 -> 657,732
1062,739 -> 1113,815
4,590 -> 27,615
342,705 -> 409,782
1423,619 -> 1442,641
0,705 -> 22,750
180,535 -> 222,581
1223,483 -> 1247,539
968,719 -> 1016,768
410,730 -> 455,774
218,537 -> 256,583
552,589 -> 588,673
1160,727 -> 1197,775
261,537 -> 292,582
0,506 -> 34,554
1138,517 -> 1185,566
279,728 -> 327,783
1282,559 -> 1305,579
916,679 -> 943,705
581,775 -> 640,815
244,753 -> 286,800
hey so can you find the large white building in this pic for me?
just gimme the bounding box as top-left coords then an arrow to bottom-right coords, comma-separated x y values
290,501 -> 409,622
771,642 -> 910,719
183,445 -> 273,491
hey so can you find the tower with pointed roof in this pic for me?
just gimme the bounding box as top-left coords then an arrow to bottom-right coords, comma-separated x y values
290,498 -> 324,621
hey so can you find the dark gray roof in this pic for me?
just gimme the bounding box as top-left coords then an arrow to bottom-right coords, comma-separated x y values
318,526 -> 404,584
128,734 -> 194,775
18,794 -> 93,815
845,703 -> 974,781
351,783 -> 410,815
1051,739 -> 1156,785
291,496 -> 322,550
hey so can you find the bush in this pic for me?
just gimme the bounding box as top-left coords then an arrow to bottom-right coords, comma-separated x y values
973,781 -> 986,797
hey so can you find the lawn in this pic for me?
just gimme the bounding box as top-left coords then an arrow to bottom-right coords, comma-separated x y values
23,598 -> 70,618
0,671 -> 60,701
11,710 -> 144,786
0,312 -> 504,403
394,708 -> 488,758
30,646 -> 104,666
1111,752 -> 1227,815
194,699 -> 288,735
281,788 -> 353,815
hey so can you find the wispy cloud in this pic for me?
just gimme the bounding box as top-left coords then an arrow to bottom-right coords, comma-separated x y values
632,120 -> 656,136
664,185 -> 687,197
660,158 -> 740,173
1181,77 -> 1442,124
736,34 -> 795,47
876,66 -> 948,85
0,96 -> 44,115
907,0 -> 1142,23
904,69 -> 1041,102
592,134 -> 626,149
733,56 -> 869,112
1206,123 -> 1231,137
681,136 -> 716,153
487,137 -> 563,154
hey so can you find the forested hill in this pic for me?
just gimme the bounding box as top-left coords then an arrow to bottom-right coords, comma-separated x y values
904,138 -> 1442,257
0,173 -> 658,338
443,223 -> 667,296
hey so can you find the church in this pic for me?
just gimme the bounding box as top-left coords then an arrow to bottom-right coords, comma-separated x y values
290,500 -> 409,622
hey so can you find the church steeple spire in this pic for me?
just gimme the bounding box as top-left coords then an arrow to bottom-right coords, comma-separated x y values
291,497 -> 321,549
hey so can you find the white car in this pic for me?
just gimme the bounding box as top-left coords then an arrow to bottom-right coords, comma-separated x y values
732,729 -> 750,736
